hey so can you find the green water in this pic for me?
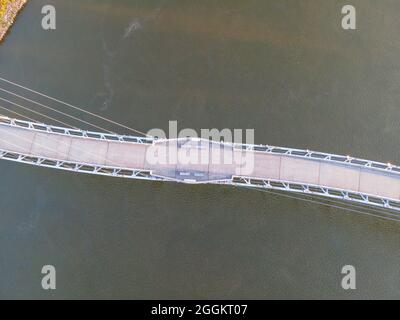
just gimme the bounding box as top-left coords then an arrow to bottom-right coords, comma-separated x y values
0,0 -> 399,299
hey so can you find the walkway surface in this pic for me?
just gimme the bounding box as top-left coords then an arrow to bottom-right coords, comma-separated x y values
1,119 -> 400,204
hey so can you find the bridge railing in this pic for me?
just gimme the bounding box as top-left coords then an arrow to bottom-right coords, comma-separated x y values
2,142 -> 400,214
215,176 -> 400,214
226,141 -> 400,176
1,115 -> 397,176
0,147 -> 167,182
0,116 -> 154,144
1,116 -> 400,214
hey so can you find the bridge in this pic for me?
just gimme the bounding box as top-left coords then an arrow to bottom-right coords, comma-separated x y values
1,116 -> 400,213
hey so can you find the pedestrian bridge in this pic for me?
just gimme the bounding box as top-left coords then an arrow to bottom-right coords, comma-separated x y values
1,116 -> 400,212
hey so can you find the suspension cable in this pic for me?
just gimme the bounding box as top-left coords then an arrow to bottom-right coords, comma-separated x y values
242,186 -> 400,222
0,87 -> 116,134
0,105 -> 39,123
0,96 -> 77,129
0,76 -> 150,137
259,185 -> 400,218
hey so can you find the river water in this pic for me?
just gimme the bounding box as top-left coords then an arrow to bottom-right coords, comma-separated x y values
0,0 -> 399,299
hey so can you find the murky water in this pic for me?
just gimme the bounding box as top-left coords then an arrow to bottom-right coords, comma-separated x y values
0,0 -> 399,299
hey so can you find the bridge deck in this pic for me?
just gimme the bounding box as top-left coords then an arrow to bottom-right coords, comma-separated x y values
1,120 -> 400,204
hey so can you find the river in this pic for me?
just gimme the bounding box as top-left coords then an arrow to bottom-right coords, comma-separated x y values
0,0 -> 399,299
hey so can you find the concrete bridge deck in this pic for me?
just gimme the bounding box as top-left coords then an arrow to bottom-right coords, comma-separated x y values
1,117 -> 400,211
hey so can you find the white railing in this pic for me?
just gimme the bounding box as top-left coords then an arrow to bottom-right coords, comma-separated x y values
229,142 -> 400,176
1,116 -> 400,214
217,176 -> 400,213
1,115 -> 398,176
0,148 -> 166,182
0,116 -> 154,144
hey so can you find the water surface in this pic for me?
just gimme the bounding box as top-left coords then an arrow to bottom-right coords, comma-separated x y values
0,0 -> 399,299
